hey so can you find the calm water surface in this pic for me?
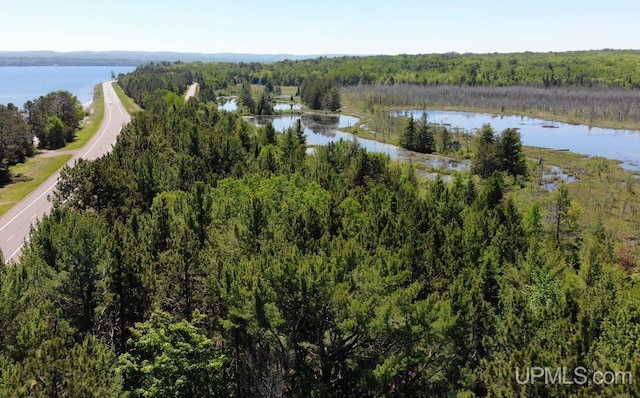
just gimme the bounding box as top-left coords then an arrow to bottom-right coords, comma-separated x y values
221,97 -> 402,157
273,103 -> 302,111
218,97 -> 302,112
394,110 -> 640,170
0,66 -> 136,107
251,113 -> 402,158
219,98 -> 639,172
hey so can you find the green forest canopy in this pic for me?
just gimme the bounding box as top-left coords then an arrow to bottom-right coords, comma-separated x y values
119,50 -> 640,89
1,63 -> 639,396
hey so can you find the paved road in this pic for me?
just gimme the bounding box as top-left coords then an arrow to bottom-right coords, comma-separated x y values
0,81 -> 131,263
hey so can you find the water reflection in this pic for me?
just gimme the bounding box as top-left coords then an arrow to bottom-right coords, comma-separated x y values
393,109 -> 640,170
218,97 -> 237,112
218,97 -> 303,112
217,99 -> 470,172
273,103 -> 302,111
251,113 -> 400,158
249,113 -> 470,173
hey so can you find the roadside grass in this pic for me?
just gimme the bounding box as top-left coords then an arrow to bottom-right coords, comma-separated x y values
0,154 -> 72,217
0,82 -> 126,217
62,84 -> 105,151
113,82 -> 141,114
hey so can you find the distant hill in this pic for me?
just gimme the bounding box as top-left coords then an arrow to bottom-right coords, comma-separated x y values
0,51 -> 349,66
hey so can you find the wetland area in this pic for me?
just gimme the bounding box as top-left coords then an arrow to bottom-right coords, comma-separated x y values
218,97 -> 640,173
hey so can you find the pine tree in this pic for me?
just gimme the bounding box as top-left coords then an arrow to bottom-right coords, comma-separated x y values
118,310 -> 227,396
257,85 -> 273,115
239,82 -> 255,113
414,114 -> 435,153
498,128 -> 527,177
472,124 -> 499,178
400,116 -> 416,150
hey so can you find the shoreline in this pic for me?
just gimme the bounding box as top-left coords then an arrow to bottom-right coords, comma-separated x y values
0,65 -> 135,108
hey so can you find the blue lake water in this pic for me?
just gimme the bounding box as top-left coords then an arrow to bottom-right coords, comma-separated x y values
221,98 -> 401,156
393,110 -> 640,170
0,66 -> 136,107
221,97 -> 640,171
251,113 -> 403,158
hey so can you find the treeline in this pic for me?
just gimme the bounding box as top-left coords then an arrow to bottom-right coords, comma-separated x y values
0,90 -> 83,184
117,50 -> 640,122
299,74 -> 341,111
1,90 -> 639,396
24,91 -> 84,149
120,62 -> 342,112
116,62 -> 196,106
173,50 -> 640,89
117,51 -> 640,105
0,104 -> 34,183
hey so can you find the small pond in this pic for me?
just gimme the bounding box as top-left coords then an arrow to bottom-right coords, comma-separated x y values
218,97 -> 238,112
218,97 -> 302,112
392,110 -> 640,170
540,166 -> 579,192
273,103 -> 302,111
251,113 -> 401,158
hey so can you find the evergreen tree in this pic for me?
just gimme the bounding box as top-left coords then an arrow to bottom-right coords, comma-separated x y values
300,74 -> 340,110
400,116 -> 416,150
256,85 -> 273,115
414,113 -> 435,153
438,126 -> 452,154
238,81 -> 255,113
118,310 -> 228,397
472,124 -> 499,178
259,121 -> 278,146
498,128 -> 527,177
552,181 -> 570,241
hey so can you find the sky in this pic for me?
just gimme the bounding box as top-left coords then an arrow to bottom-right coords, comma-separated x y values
1,0 -> 638,55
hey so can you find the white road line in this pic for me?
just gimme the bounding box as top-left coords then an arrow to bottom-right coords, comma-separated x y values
31,213 -> 37,219
0,82 -> 117,234
6,239 -> 28,264
0,179 -> 58,233
82,86 -> 113,158
7,234 -> 13,241
2,82 -> 124,263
